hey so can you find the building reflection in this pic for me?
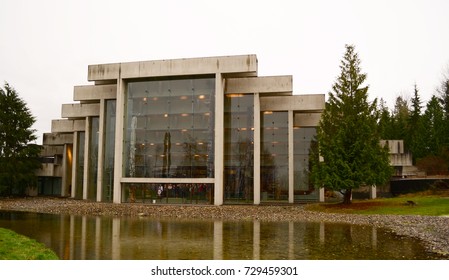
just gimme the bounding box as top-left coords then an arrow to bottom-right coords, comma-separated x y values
1,211 -> 437,260
52,215 -> 380,260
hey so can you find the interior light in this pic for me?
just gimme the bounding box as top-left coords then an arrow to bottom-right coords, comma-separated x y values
181,113 -> 189,117
198,95 -> 206,99
180,96 -> 188,100
164,113 -> 168,118
227,94 -> 243,98
264,111 -> 273,115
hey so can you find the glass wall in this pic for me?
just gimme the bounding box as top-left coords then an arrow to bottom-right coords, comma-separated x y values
224,94 -> 254,203
124,77 -> 215,179
261,111 -> 289,202
102,100 -> 116,202
75,132 -> 85,199
88,117 -> 99,200
294,127 -> 318,201
121,183 -> 213,204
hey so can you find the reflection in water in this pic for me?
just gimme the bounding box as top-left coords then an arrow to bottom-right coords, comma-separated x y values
0,211 -> 441,260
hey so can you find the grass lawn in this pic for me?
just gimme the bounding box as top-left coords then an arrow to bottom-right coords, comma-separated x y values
305,192 -> 449,216
0,228 -> 59,260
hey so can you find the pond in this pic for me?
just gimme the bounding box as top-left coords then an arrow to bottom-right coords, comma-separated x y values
0,211 -> 440,260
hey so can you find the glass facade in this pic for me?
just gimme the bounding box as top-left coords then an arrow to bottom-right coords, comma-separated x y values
88,117 -> 99,200
124,77 -> 215,179
102,100 -> 116,202
261,111 -> 289,202
294,127 -> 318,200
121,183 -> 213,204
224,94 -> 254,203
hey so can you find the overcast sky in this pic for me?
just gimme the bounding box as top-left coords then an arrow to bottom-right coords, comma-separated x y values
1,0 -> 449,144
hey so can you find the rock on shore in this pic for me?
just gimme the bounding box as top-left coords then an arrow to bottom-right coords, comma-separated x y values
0,197 -> 448,258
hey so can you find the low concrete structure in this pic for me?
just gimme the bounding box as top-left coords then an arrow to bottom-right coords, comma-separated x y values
37,55 -> 325,205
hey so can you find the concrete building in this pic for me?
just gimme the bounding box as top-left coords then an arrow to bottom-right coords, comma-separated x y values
36,55 -> 325,205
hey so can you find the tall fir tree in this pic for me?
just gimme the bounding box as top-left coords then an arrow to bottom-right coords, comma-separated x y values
0,83 -> 41,196
311,45 -> 391,204
408,84 -> 426,161
422,95 -> 445,156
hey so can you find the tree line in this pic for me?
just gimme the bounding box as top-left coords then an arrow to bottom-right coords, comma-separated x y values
312,44 -> 449,204
378,74 -> 449,175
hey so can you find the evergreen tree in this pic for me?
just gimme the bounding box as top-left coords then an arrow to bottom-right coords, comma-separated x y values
391,95 -> 410,141
378,98 -> 395,140
312,45 -> 391,204
408,84 -> 426,161
0,83 -> 41,196
421,95 -> 445,156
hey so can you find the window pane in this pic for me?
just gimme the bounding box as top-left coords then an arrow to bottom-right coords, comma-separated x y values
125,78 -> 215,179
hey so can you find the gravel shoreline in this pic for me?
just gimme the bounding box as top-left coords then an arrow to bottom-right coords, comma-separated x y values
1,197 -> 448,258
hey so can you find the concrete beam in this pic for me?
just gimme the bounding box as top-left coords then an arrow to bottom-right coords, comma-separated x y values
293,112 -> 322,127
61,103 -> 100,118
74,84 -> 117,101
51,119 -> 86,133
88,55 -> 258,81
260,94 -> 325,112
225,76 -> 292,95
40,145 -> 64,156
42,133 -> 74,145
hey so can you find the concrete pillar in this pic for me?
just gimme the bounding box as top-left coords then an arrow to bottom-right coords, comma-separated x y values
288,110 -> 294,203
214,73 -> 224,205
319,187 -> 325,202
83,117 -> 91,200
369,185 -> 377,199
253,93 -> 261,205
96,99 -> 105,201
113,77 -> 125,203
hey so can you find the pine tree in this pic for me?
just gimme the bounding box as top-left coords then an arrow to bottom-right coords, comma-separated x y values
0,83 -> 42,196
311,45 -> 391,204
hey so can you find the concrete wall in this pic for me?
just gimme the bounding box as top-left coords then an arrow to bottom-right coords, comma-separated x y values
61,103 -> 100,118
260,94 -> 325,112
74,84 -> 117,101
226,76 -> 292,95
88,55 -> 258,81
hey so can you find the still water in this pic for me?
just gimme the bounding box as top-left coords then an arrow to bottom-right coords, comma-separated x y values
0,211 -> 440,260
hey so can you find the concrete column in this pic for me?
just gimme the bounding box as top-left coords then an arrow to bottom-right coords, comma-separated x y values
83,117 -> 91,200
253,93 -> 261,205
113,76 -> 125,203
319,187 -> 325,202
288,110 -> 294,203
96,99 -> 106,201
369,185 -> 377,199
214,73 -> 224,205
71,132 -> 78,198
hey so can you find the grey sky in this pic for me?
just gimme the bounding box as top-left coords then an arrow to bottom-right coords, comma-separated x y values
1,0 -> 449,144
